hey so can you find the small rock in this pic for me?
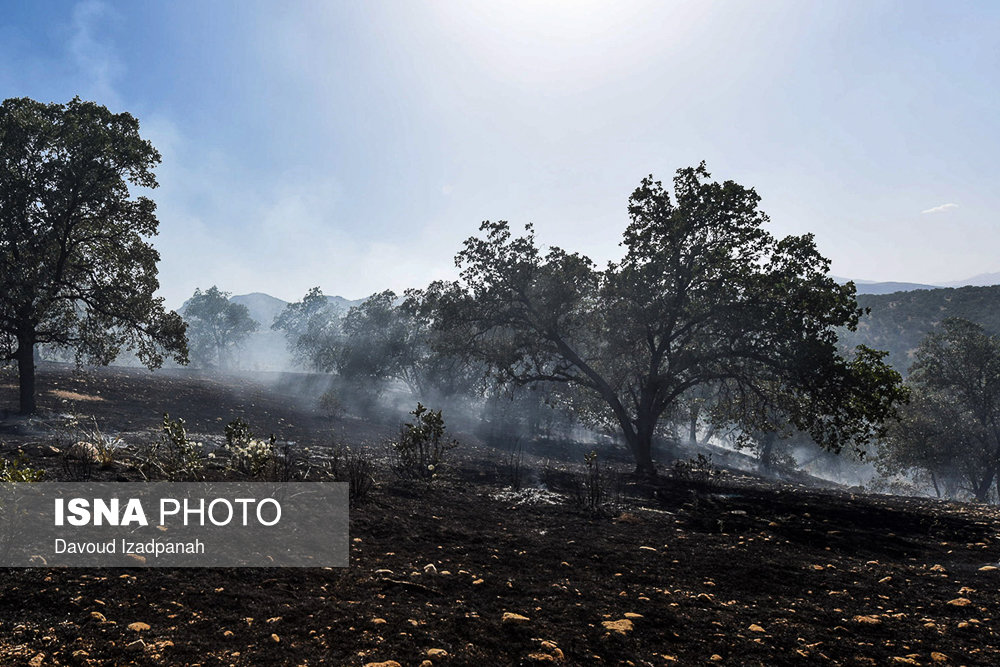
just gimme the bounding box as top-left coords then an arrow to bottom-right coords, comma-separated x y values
526,653 -> 557,663
127,622 -> 151,632
502,612 -> 531,625
709,656 -> 723,662
623,612 -> 643,619
601,619 -> 633,635
372,618 -> 387,625
223,630 -> 234,638
946,598 -> 971,607
271,633 -> 280,643
930,564 -> 947,573
978,565 -> 998,572
930,652 -> 948,663
423,563 -> 438,575
853,615 -> 882,625
426,648 -> 448,660
363,662 -> 402,667
28,654 -> 45,667
748,624 -> 765,633
89,611 -> 107,623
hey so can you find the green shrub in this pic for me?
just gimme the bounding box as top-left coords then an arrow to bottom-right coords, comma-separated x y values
224,417 -> 279,479
139,413 -> 204,481
392,403 -> 457,482
0,452 -> 45,482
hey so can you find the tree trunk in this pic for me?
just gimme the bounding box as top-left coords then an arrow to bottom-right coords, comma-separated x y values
627,415 -> 658,477
15,334 -> 37,415
974,465 -> 997,502
759,432 -> 778,472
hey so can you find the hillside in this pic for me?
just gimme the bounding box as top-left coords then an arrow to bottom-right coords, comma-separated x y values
841,285 -> 1000,372
1,365 -> 999,666
852,281 -> 939,295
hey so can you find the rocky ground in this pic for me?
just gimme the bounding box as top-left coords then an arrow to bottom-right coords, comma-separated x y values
0,364 -> 998,666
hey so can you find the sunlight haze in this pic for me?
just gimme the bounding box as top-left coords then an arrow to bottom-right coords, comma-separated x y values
1,0 -> 997,307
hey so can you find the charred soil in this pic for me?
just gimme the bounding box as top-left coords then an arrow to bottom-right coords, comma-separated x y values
0,365 -> 998,666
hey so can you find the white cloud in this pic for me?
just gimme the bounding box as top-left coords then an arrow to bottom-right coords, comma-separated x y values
921,202 -> 958,214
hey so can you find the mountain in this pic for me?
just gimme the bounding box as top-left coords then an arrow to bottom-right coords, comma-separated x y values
840,285 -> 1000,373
326,295 -> 365,314
850,281 -> 940,295
941,271 -> 1000,288
834,271 -> 1000,295
832,276 -> 940,294
174,291 -> 364,371
230,292 -> 288,328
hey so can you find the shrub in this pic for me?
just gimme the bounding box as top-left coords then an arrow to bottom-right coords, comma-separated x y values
392,403 -> 457,482
504,438 -> 525,490
56,415 -> 122,469
0,452 -> 45,482
318,390 -> 345,419
139,413 -> 205,481
224,417 -> 277,478
330,445 -> 377,501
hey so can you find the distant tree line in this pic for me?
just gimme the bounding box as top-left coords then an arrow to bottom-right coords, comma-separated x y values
266,164 -> 908,477
6,94 -> 982,498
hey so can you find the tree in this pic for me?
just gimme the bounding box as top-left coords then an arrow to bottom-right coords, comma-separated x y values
183,286 -> 259,369
434,164 -> 905,475
879,318 -> 1000,501
272,287 -> 341,370
337,290 -> 414,396
0,96 -> 187,413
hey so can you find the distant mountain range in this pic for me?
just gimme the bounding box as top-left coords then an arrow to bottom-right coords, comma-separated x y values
834,271 -> 1000,295
182,292 -> 364,329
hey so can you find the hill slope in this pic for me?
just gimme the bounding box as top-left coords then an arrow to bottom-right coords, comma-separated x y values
841,285 -> 1000,372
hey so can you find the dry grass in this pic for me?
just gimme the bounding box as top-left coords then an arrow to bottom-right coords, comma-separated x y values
48,389 -> 105,402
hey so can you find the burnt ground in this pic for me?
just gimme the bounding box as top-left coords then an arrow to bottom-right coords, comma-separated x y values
0,364 -> 998,667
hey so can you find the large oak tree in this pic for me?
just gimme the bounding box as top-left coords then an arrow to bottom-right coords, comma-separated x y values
435,164 -> 904,474
0,97 -> 187,414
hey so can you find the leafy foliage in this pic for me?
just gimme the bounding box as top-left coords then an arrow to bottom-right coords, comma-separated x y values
431,164 -> 905,473
272,287 -> 342,370
183,286 -> 259,369
878,318 -> 1000,501
141,413 -> 204,481
842,285 -> 1000,373
0,96 -> 187,413
0,452 -> 45,482
392,403 -> 457,482
223,417 -> 279,479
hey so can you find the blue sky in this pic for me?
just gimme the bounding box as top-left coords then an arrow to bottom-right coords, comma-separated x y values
1,1 -> 998,307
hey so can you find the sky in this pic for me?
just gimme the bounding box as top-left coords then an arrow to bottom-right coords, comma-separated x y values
1,0 -> 998,307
